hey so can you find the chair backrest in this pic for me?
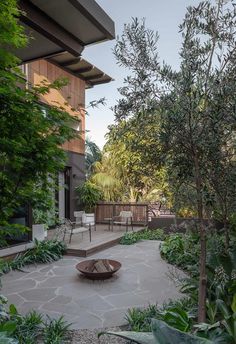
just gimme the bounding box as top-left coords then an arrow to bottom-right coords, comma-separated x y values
54,218 -> 72,239
119,211 -> 132,223
82,213 -> 95,225
74,211 -> 85,224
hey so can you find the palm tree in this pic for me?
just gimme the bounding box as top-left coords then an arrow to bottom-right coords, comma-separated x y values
85,138 -> 102,178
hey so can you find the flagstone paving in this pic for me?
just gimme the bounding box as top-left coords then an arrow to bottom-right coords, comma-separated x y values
1,241 -> 183,329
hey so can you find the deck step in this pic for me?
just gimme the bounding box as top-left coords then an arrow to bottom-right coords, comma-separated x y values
65,236 -> 121,257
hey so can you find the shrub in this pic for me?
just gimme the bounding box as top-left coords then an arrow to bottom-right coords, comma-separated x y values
120,232 -> 140,245
0,296 -> 70,344
23,239 -> 66,264
43,316 -> 71,344
160,232 -> 201,272
0,239 -> 66,277
75,181 -> 102,212
120,228 -> 166,245
99,319 -> 211,343
126,298 -> 196,333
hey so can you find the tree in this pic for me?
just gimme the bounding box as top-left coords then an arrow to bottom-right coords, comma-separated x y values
85,138 -> 102,178
112,1 -> 236,322
0,0 -> 78,223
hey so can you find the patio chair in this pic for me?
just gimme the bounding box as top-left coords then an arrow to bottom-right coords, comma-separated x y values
73,211 -> 85,226
82,213 -> 96,231
112,211 -> 134,232
57,218 -> 91,244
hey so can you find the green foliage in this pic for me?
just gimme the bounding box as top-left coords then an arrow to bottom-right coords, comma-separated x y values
0,0 -> 27,68
0,295 -> 70,344
112,2 -> 236,320
0,222 -> 29,248
11,310 -> 43,344
120,232 -> 139,245
120,229 -> 166,245
85,138 -> 102,178
75,181 -> 102,212
229,214 -> 236,235
99,319 -> 212,344
0,240 -> 66,276
0,333 -> 18,344
160,233 -> 200,271
0,0 -> 78,223
92,133 -> 171,203
23,239 -> 66,265
126,298 -> 195,333
43,316 -> 70,344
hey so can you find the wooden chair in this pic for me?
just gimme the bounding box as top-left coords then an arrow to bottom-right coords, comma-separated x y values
112,211 -> 133,232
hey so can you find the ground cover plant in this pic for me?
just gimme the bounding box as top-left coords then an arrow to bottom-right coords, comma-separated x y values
0,239 -> 66,276
120,228 -> 166,245
0,297 -> 70,344
120,231 -> 236,343
99,318 -> 212,343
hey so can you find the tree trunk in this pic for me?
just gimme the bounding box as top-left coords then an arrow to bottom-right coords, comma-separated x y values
194,157 -> 207,323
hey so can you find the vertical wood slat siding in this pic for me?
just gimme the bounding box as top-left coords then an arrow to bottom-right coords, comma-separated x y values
95,202 -> 148,225
27,59 -> 86,155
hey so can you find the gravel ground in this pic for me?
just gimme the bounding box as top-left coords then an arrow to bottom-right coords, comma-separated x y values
67,326 -> 129,343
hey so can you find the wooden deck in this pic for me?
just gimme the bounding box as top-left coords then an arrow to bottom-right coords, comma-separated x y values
48,225 -> 144,257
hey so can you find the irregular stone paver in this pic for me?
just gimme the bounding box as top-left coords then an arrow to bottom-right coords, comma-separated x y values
1,241 -> 183,329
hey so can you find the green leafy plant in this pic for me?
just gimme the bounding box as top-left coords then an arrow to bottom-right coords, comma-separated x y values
0,240 -> 66,277
0,222 -> 29,248
0,297 -> 70,344
120,229 -> 166,245
10,308 -> 43,344
120,232 -> 140,245
75,181 -> 102,213
0,333 -> 18,344
99,319 -> 212,343
23,239 -> 66,264
43,316 -> 70,344
126,299 -> 196,333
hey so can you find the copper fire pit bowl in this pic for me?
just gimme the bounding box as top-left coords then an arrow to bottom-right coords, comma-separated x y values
76,259 -> 121,280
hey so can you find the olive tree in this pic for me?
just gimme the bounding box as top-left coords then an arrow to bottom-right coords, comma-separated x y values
113,0 -> 236,322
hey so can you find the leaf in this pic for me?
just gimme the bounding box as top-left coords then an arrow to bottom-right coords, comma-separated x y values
99,320 -> 213,344
0,333 -> 18,344
98,330 -> 156,344
216,299 -> 231,319
2,321 -> 17,334
9,304 -> 18,316
151,319 -> 213,344
231,294 -> 236,313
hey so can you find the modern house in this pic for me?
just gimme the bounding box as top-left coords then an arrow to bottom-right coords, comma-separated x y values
2,0 -> 115,256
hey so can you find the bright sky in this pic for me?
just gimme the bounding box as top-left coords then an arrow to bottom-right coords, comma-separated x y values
83,0 -> 200,148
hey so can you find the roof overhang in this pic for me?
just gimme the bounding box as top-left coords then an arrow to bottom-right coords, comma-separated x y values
16,0 -> 115,63
47,52 -> 113,88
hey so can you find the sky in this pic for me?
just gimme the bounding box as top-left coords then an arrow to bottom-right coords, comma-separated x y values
83,0 -> 200,148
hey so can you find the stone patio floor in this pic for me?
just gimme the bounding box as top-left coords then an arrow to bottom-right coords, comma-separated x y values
1,241 -> 183,329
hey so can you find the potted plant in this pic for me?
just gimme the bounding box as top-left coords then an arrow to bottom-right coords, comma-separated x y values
32,208 -> 48,241
75,182 -> 102,225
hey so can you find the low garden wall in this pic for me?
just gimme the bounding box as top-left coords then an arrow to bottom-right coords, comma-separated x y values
148,216 -> 223,232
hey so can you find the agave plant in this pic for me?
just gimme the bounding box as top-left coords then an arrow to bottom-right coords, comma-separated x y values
99,319 -> 213,343
0,333 -> 18,344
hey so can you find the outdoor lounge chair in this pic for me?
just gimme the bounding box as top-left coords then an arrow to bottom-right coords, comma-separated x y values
112,211 -> 134,232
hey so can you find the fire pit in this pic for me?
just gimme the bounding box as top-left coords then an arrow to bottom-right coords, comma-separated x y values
76,259 -> 121,280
